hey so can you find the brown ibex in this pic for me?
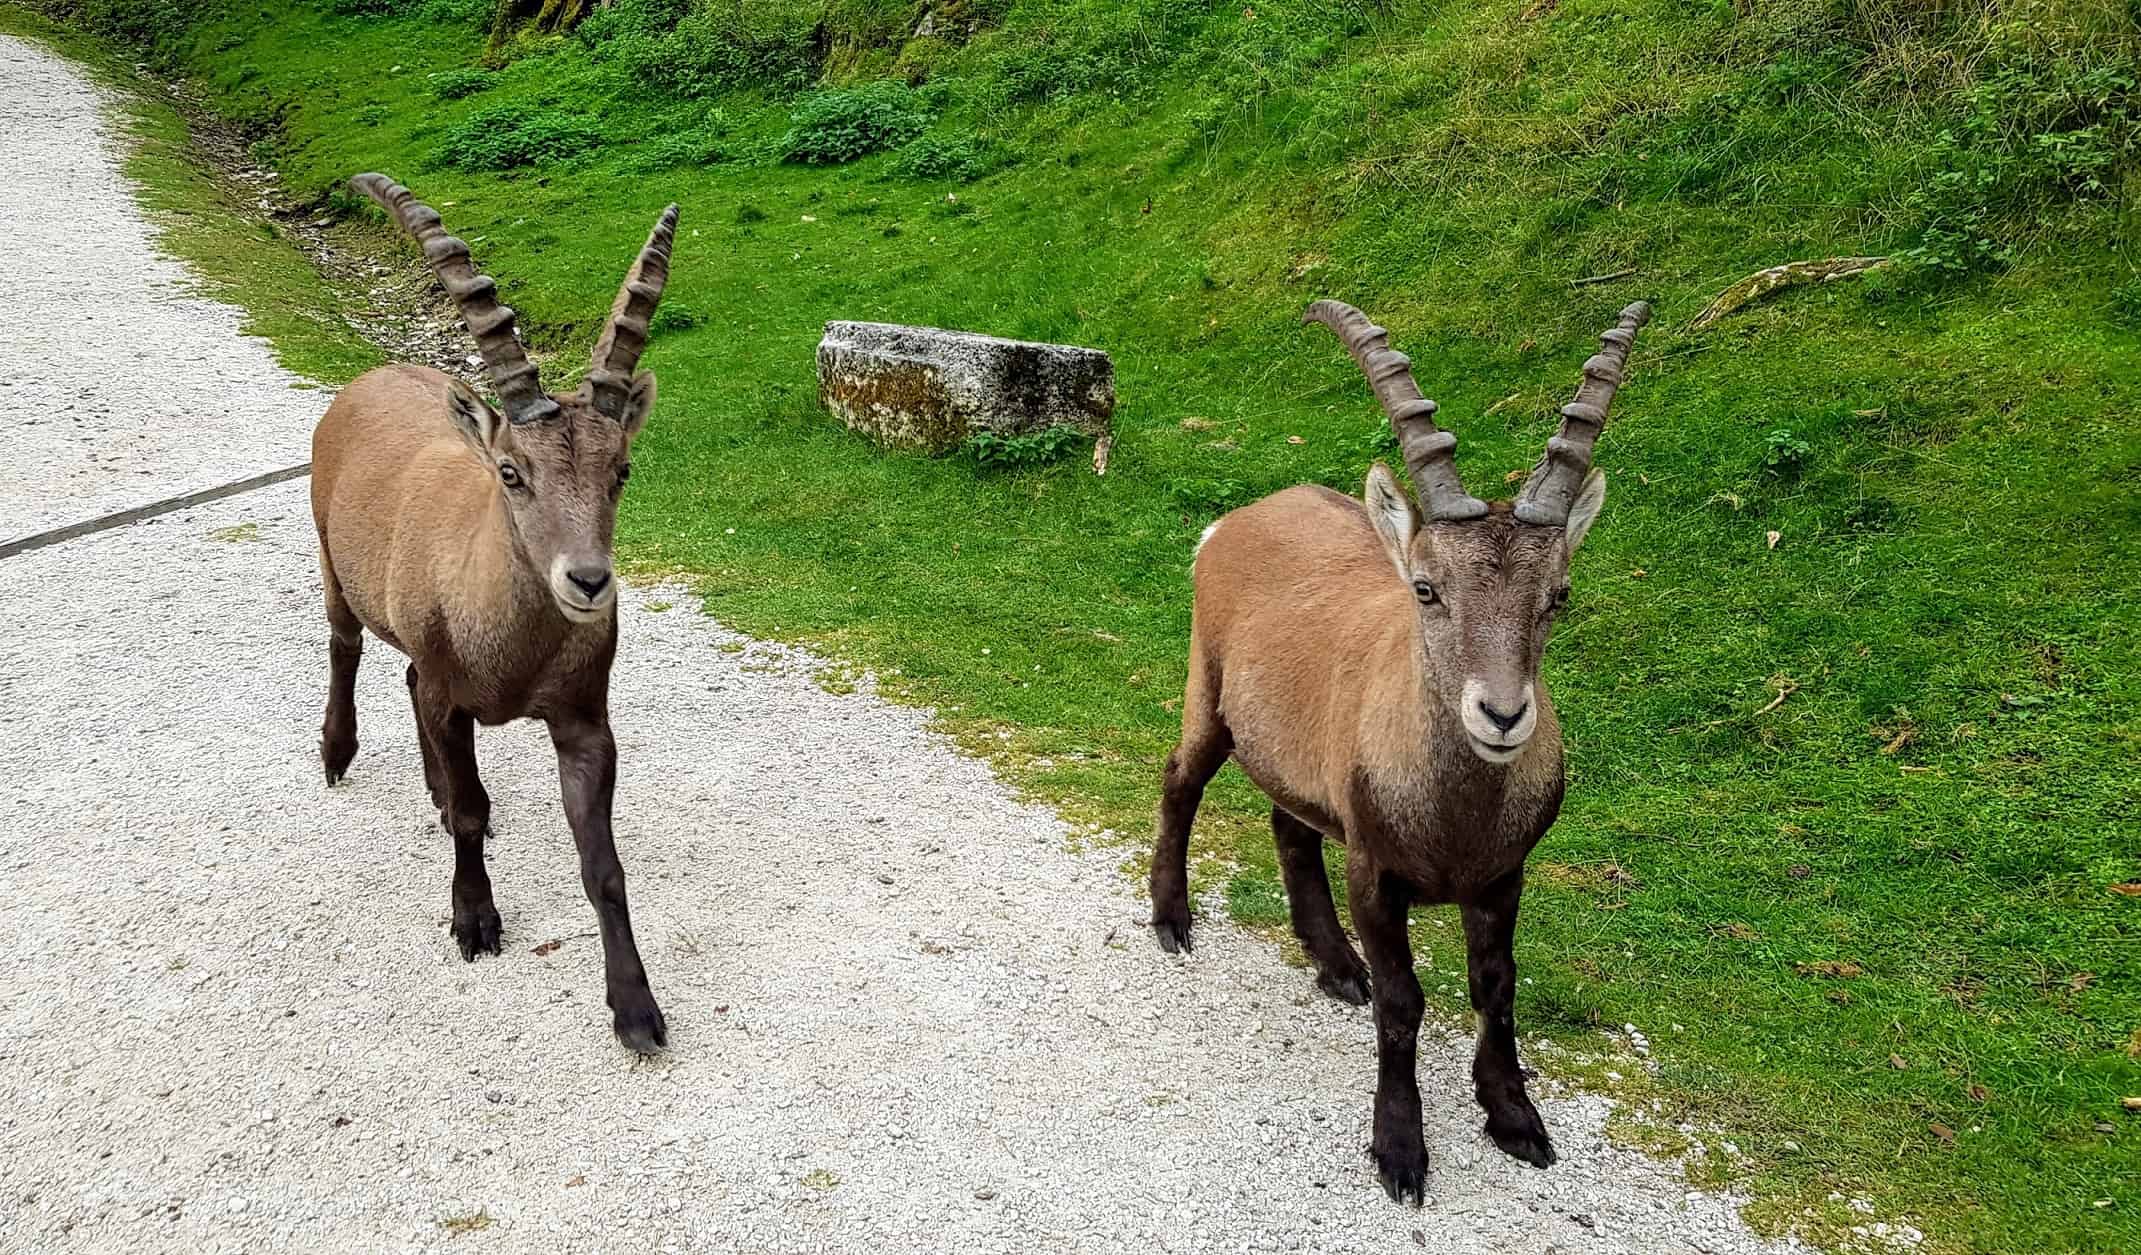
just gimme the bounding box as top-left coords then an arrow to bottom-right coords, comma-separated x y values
1148,299 -> 1651,1201
313,173 -> 678,1054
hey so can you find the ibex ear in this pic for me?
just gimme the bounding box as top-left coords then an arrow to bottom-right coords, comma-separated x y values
620,371 -> 657,441
445,378 -> 505,452
1565,469 -> 1607,553
1364,461 -> 1420,580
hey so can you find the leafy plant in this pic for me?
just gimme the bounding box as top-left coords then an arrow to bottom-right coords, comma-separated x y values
437,103 -> 601,169
428,67 -> 491,99
1762,428 -> 1812,475
780,82 -> 933,165
960,424 -> 1086,469
1901,28 -> 2141,277
888,133 -> 1007,181
2112,277 -> 2141,327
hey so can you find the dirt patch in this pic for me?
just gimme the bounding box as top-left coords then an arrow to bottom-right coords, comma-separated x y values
157,76 -> 483,384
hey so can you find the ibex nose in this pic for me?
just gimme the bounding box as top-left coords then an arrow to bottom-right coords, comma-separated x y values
566,566 -> 612,599
1478,700 -> 1529,734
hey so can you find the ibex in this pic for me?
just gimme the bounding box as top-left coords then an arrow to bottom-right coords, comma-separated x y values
313,173 -> 678,1054
1148,299 -> 1651,1202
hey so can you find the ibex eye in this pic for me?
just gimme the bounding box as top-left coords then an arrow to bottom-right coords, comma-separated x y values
499,463 -> 523,489
1553,585 -> 1572,608
617,463 -> 631,484
1413,579 -> 1438,605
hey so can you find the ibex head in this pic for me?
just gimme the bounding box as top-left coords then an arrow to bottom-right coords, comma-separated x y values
1306,300 -> 1649,764
351,174 -> 679,623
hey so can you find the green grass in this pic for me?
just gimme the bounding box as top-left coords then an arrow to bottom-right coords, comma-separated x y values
9,0 -> 2138,1248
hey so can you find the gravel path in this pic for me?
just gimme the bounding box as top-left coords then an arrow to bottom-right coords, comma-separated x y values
0,34 -> 1803,1254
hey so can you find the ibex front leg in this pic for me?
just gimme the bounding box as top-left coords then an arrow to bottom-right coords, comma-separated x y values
1348,856 -> 1426,1205
549,711 -> 665,1055
413,673 -> 500,960
1464,870 -> 1555,1167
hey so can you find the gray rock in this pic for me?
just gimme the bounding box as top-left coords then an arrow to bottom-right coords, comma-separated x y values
816,320 -> 1115,454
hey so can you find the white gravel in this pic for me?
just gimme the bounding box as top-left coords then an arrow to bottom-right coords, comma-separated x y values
0,33 -> 1804,1255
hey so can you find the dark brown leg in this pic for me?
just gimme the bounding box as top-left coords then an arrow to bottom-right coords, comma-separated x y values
413,673 -> 499,961
1273,807 -> 1369,1005
1148,727 -> 1231,954
1464,870 -> 1555,1168
319,561 -> 361,786
1349,854 -> 1426,1205
549,712 -> 664,1055
405,664 -> 444,808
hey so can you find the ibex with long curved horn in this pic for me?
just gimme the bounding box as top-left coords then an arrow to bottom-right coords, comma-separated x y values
1149,299 -> 1651,1201
312,173 -> 679,1054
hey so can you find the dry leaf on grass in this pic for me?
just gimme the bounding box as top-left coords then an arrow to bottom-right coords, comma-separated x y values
1968,1084 -> 1990,1102
2123,1097 -> 2141,1111
531,939 -> 562,956
1796,960 -> 1863,978
2109,882 -> 2141,897
1890,1053 -> 1909,1069
1929,1122 -> 1956,1144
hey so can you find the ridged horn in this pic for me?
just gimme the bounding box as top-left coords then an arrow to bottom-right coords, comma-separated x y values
1303,300 -> 1487,522
348,172 -> 558,426
1512,302 -> 1652,526
582,204 -> 680,422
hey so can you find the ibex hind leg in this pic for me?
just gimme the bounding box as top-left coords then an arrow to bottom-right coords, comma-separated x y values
1150,653 -> 1230,954
1272,807 -> 1370,1006
405,664 -> 446,809
412,674 -> 500,961
319,553 -> 362,786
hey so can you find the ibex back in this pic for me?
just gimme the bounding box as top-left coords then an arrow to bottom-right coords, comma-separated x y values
313,173 -> 678,1054
1150,299 -> 1650,1202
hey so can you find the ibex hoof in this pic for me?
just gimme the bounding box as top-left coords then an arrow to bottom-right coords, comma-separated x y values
1370,1140 -> 1428,1207
1151,914 -> 1193,955
1315,964 -> 1372,1007
452,904 -> 502,961
320,736 -> 357,787
1485,1109 -> 1557,1169
612,1000 -> 667,1056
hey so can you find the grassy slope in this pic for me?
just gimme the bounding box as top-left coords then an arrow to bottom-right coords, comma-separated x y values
12,0 -> 2138,1247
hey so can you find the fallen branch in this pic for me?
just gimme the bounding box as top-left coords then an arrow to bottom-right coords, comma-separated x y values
1689,257 -> 1890,331
1697,676 -> 1799,731
1570,267 -> 1638,288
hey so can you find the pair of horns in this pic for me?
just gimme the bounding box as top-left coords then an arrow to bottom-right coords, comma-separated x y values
350,173 -> 678,425
1304,299 -> 1652,525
